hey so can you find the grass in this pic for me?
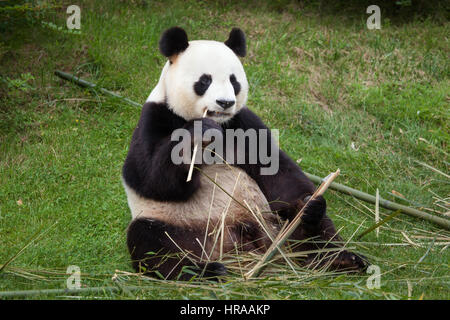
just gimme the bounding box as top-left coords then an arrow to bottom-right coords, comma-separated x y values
0,0 -> 449,299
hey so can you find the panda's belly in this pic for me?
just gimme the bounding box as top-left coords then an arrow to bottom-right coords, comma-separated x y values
124,164 -> 273,228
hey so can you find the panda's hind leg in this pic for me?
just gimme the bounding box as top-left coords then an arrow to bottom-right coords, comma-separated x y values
127,218 -> 227,280
305,215 -> 368,272
290,214 -> 369,272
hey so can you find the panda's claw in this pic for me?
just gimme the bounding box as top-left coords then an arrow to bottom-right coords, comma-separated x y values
328,251 -> 369,272
304,250 -> 368,273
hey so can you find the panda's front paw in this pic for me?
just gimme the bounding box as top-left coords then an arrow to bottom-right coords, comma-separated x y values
185,118 -> 223,147
301,195 -> 326,227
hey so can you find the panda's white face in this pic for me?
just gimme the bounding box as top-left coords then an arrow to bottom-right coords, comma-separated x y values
151,40 -> 248,123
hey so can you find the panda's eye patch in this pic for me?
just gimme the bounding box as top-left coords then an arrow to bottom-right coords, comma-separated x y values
230,74 -> 241,95
194,74 -> 212,96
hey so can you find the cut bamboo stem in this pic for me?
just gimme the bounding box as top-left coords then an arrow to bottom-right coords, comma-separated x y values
54,70 -> 141,107
186,109 -> 208,182
245,169 -> 340,279
304,172 -> 450,231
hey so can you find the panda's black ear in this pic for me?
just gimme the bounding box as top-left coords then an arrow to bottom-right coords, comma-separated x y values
224,28 -> 246,57
159,27 -> 189,58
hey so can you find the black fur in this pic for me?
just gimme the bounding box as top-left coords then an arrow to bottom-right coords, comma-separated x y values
159,27 -> 189,57
193,74 -> 212,96
123,102 -> 222,202
229,74 -> 241,95
224,28 -> 246,57
127,217 -> 227,280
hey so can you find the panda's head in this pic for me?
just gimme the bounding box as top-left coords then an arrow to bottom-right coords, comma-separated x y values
148,27 -> 248,123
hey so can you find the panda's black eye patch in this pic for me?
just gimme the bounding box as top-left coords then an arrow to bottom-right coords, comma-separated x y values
194,74 -> 212,96
230,74 -> 241,95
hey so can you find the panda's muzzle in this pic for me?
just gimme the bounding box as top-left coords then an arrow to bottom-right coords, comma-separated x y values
216,99 -> 235,110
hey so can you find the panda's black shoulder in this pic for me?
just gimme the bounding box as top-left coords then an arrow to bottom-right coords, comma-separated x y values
136,101 -> 186,142
122,101 -> 186,191
224,107 -> 268,130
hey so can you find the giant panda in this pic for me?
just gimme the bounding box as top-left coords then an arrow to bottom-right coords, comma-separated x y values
123,27 -> 367,280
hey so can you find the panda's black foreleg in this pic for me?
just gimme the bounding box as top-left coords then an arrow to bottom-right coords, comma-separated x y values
126,218 -> 227,281
123,104 -> 224,203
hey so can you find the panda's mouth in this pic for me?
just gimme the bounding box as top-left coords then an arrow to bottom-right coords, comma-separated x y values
206,110 -> 231,117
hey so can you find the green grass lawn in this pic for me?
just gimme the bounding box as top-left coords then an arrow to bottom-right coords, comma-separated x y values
0,0 -> 449,299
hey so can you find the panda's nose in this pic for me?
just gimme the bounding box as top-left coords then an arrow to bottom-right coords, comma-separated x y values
216,99 -> 235,110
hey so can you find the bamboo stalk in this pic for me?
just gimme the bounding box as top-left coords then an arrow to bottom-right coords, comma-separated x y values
245,169 -> 340,279
0,286 -> 120,298
375,188 -> 380,238
0,283 -> 163,298
304,172 -> 450,231
414,160 -> 450,179
54,70 -> 142,107
187,109 -> 208,182
55,70 -> 450,231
